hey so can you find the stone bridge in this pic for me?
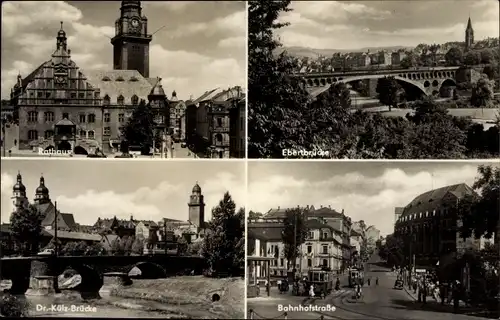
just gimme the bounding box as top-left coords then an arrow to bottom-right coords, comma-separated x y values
299,66 -> 461,97
0,254 -> 206,298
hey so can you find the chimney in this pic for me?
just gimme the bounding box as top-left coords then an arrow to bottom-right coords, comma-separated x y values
130,215 -> 134,221
277,206 -> 280,210
306,205 -> 310,210
328,205 -> 331,209
341,209 -> 345,215
320,205 -> 323,208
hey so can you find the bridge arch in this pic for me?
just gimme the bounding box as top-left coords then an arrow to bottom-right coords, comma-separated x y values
439,78 -> 457,97
65,264 -> 103,299
129,262 -> 167,279
338,74 -> 428,98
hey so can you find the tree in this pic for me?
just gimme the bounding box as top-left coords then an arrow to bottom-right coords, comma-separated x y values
121,99 -> 155,155
479,49 -> 495,64
147,229 -> 159,251
378,234 -> 405,267
123,235 -> 134,255
376,76 -> 403,111
471,76 -> 494,108
85,242 -> 106,256
458,165 -> 500,246
483,64 -> 499,80
444,47 -> 463,66
187,241 -> 202,256
201,192 -> 244,276
400,51 -> 419,69
282,207 -> 307,270
248,210 -> 263,220
177,235 -> 188,255
9,205 -> 43,255
464,51 -> 482,66
248,1 -> 312,158
111,237 -> 124,256
131,235 -> 145,255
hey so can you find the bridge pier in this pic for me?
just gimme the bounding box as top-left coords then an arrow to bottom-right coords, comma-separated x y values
28,260 -> 58,295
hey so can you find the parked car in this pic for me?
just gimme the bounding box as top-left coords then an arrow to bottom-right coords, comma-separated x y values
37,248 -> 55,256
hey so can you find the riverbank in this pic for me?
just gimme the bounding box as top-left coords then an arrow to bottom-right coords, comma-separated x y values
109,276 -> 245,319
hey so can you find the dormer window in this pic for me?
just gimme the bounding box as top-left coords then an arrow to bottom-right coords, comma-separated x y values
116,76 -> 124,82
131,95 -> 139,105
129,76 -> 138,82
102,76 -> 111,81
103,94 -> 110,105
117,95 -> 125,105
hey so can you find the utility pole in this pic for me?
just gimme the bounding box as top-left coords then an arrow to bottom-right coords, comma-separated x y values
164,218 -> 167,255
2,115 -> 6,158
53,201 -> 60,293
293,212 -> 297,276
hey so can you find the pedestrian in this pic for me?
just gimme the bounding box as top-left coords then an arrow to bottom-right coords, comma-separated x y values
309,284 -> 315,298
367,278 -> 371,286
453,281 -> 460,313
375,277 -> 379,285
14,139 -> 17,147
335,277 -> 340,290
277,279 -> 282,294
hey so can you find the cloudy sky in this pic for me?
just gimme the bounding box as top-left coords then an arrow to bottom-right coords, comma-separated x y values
1,1 -> 246,99
1,160 -> 245,226
278,0 -> 499,50
248,161 -> 499,236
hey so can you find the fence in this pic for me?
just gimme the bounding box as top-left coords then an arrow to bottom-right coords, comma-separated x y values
247,309 -> 325,319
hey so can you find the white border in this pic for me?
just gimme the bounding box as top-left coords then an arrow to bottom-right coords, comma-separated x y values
243,1 -> 249,315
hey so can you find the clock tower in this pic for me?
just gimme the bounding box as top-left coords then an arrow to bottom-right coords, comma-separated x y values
111,1 -> 152,77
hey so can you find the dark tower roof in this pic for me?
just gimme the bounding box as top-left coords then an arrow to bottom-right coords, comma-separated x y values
192,182 -> 201,193
466,17 -> 473,29
149,78 -> 166,96
35,176 -> 49,195
56,21 -> 67,50
13,171 -> 26,192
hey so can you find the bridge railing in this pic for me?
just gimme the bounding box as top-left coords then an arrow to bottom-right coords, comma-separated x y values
295,66 -> 461,78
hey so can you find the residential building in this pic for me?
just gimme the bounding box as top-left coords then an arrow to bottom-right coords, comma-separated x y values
394,183 -> 492,272
365,226 -> 381,250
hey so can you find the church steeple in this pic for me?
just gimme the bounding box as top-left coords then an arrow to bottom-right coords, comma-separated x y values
465,16 -> 474,50
12,171 -> 28,212
34,175 -> 51,205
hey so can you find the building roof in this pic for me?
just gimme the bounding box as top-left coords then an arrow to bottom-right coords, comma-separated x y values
306,219 -> 333,231
55,118 -> 76,126
248,226 -> 283,242
60,213 -> 76,228
350,229 -> 362,237
400,183 -> 476,219
263,207 -> 291,219
83,69 -> 155,103
44,230 -> 101,242
33,202 -> 53,215
135,220 -> 158,227
310,207 -> 343,219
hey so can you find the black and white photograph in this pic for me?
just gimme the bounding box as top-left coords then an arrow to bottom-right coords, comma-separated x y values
0,159 -> 245,318
248,0 -> 500,159
246,161 -> 499,319
1,1 -> 246,159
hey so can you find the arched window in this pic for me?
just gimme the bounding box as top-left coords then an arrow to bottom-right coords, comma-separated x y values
44,130 -> 54,139
88,130 -> 95,139
28,130 -> 38,140
87,114 -> 95,123
131,94 -> 139,105
28,111 -> 38,122
116,76 -> 124,82
44,111 -> 54,122
79,130 -> 86,138
117,95 -> 125,105
216,117 -> 222,127
103,94 -> 110,105
215,133 -> 222,142
102,76 -> 111,81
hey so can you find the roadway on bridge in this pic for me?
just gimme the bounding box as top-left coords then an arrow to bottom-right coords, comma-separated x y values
247,254 -> 492,320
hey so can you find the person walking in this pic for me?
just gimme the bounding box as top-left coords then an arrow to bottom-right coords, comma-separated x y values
375,277 -> 379,285
309,284 -> 315,298
367,278 -> 371,286
335,277 -> 340,290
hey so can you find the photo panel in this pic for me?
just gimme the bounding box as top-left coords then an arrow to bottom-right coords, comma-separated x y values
246,160 -> 499,319
1,0 -> 246,159
0,158 -> 246,318
248,0 -> 500,159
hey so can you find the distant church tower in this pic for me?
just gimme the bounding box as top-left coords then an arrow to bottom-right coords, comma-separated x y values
465,16 -> 474,50
111,0 -> 152,77
34,176 -> 51,205
12,172 -> 29,212
188,182 -> 205,229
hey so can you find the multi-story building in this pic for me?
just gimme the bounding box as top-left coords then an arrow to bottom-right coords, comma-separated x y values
377,51 -> 392,66
186,87 -> 245,158
391,50 -> 407,66
168,91 -> 187,142
8,1 -> 174,155
365,226 -> 381,250
229,97 -> 245,158
394,183 -> 492,272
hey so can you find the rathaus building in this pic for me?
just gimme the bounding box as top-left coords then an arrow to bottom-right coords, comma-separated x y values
9,1 -> 178,155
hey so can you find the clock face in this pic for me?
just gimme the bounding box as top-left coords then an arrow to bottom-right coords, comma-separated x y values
131,19 -> 140,28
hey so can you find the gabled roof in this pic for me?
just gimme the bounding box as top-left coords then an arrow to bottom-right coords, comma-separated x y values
248,226 -> 283,241
306,219 -> 333,231
55,118 -> 76,126
60,213 -> 76,228
310,207 -> 343,219
401,183 -> 476,219
44,230 -> 101,242
33,202 -> 53,216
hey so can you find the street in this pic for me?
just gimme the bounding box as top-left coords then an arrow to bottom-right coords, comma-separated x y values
247,256 -> 494,320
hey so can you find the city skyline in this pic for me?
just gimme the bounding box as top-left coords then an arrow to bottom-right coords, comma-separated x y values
277,0 -> 499,50
1,1 -> 246,99
248,161 -> 499,237
1,160 -> 245,226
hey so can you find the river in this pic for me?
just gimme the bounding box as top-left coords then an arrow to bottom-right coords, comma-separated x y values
1,281 -> 168,318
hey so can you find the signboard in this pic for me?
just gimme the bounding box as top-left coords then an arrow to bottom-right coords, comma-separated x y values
415,269 -> 426,273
